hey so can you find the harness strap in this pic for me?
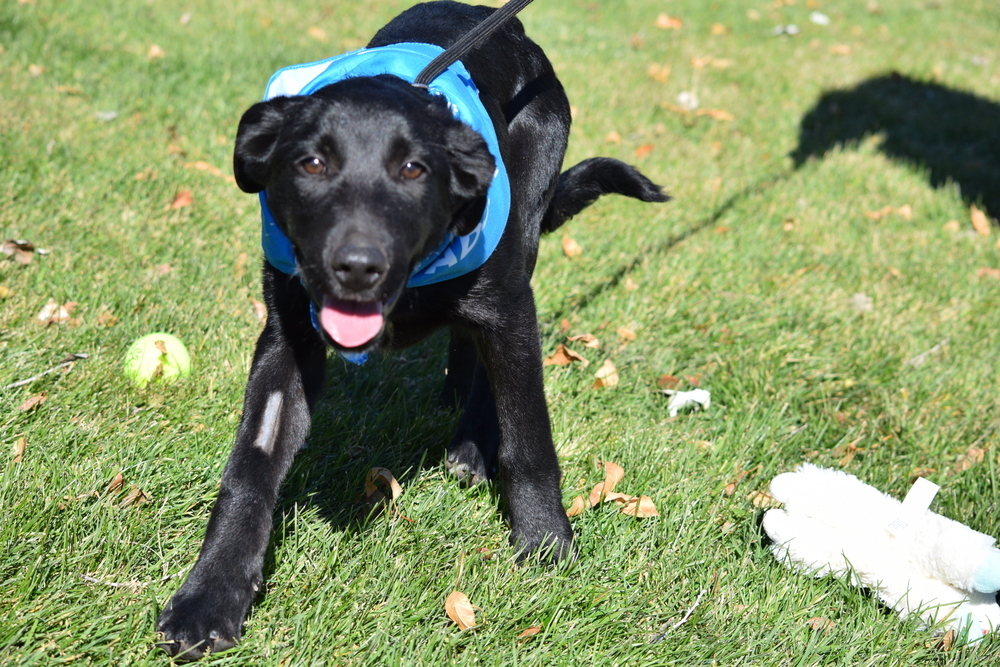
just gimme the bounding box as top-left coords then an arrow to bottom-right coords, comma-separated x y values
413,0 -> 535,86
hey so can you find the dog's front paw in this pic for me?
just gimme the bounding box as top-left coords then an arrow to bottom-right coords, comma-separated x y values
510,516 -> 576,564
156,587 -> 247,661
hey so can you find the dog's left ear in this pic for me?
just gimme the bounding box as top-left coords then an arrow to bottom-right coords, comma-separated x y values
233,96 -> 304,194
445,122 -> 496,235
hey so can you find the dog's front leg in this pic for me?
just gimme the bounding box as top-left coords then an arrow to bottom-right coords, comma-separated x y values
157,270 -> 326,661
476,287 -> 575,562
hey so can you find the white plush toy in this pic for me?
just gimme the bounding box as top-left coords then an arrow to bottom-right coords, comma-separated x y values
763,464 -> 1000,644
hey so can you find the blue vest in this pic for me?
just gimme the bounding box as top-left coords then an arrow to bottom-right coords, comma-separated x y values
259,42 -> 510,288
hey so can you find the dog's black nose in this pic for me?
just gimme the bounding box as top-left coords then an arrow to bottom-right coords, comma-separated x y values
331,244 -> 388,291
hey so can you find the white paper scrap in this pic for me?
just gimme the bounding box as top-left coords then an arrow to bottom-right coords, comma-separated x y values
665,389 -> 712,417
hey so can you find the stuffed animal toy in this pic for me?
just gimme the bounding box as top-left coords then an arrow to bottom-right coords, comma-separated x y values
763,464 -> 1000,644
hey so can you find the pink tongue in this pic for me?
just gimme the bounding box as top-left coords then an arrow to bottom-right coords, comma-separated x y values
319,298 -> 384,348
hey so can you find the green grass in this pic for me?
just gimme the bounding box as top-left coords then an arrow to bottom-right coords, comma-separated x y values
3,0 -> 1000,664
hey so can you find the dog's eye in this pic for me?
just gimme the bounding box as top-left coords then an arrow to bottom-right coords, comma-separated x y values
399,162 -> 425,180
301,157 -> 326,176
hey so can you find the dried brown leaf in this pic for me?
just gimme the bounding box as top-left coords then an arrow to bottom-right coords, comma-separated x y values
364,467 -> 403,500
567,333 -> 601,349
634,144 -> 655,158
562,235 -> 583,258
616,327 -> 636,341
747,490 -> 779,509
647,63 -> 671,84
655,13 -> 683,29
169,190 -> 193,210
120,486 -> 151,507
600,460 -> 625,492
445,590 -> 477,630
517,625 -> 542,639
544,344 -> 589,368
566,495 -> 587,517
621,495 -> 659,517
657,374 -> 680,389
13,437 -> 26,463
36,299 -> 77,325
147,44 -> 165,59
107,472 -> 124,494
18,394 -> 46,411
592,359 -> 619,387
605,131 -> 622,144
977,267 -> 1000,280
307,26 -> 327,42
971,204 -> 991,236
805,616 -> 835,632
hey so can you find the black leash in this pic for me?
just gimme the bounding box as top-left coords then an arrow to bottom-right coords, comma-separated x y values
413,0 -> 535,86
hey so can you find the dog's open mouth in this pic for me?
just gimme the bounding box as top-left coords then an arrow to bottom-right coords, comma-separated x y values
319,296 -> 384,348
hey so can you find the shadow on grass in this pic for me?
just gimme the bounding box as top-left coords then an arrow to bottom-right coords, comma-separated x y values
791,71 -> 1000,220
547,171 -> 792,323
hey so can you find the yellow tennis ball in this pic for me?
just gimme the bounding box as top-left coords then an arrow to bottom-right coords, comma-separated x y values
124,333 -> 191,387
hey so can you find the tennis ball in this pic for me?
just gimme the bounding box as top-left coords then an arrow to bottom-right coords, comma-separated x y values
124,333 -> 191,387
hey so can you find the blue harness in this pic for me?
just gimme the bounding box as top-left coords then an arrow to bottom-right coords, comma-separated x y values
258,44 -> 510,363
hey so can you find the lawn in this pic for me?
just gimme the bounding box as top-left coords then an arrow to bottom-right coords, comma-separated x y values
3,0 -> 1000,664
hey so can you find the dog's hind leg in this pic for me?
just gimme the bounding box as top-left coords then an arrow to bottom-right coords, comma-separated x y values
445,355 -> 500,485
156,266 -> 326,661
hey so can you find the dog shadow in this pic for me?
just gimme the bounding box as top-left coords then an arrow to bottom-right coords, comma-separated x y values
258,331 -> 486,591
791,71 -> 1000,220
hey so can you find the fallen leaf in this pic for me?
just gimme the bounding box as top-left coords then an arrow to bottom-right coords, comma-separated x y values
517,625 -> 542,639
179,11 -> 192,25
747,490 -> 779,508
711,23 -> 731,35
559,319 -> 571,334
696,108 -> 734,121
0,286 -> 12,299
592,359 -> 619,388
655,13 -> 683,29
567,333 -> 601,349
307,26 -> 327,42
445,590 -> 477,630
624,277 -> 639,291
147,44 -> 165,59
544,344 -> 589,368
184,160 -> 225,177
720,520 -> 735,533
629,34 -> 645,49
634,144 -> 654,158
657,374 -> 680,390
971,204 -> 991,235
849,292 -> 873,312
36,299 -> 78,325
954,446 -> 985,474
830,44 -> 852,55
95,306 -> 119,327
120,486 -> 151,507
977,267 -> 1000,280
600,460 -> 625,491
944,219 -> 961,233
896,204 -> 912,220
723,482 -> 737,497
566,495 -> 587,517
937,628 -> 957,651
616,327 -> 636,341
647,63 -> 671,84
620,495 -> 659,517
364,467 -> 403,501
107,472 -> 124,494
13,437 -> 26,463
154,263 -> 172,276
605,130 -> 621,144
806,616 -> 835,632
562,235 -> 583,258
28,63 -> 45,77
18,394 -> 47,412
169,190 -> 193,210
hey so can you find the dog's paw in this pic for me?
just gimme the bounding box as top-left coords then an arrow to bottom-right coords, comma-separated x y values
445,437 -> 495,485
156,589 -> 245,661
510,518 -> 577,564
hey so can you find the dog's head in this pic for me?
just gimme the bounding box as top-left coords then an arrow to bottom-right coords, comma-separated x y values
234,75 -> 495,351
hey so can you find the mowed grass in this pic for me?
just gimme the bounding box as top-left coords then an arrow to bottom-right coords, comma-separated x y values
3,0 -> 1000,664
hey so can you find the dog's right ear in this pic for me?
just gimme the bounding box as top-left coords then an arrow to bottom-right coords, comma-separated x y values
233,97 -> 302,194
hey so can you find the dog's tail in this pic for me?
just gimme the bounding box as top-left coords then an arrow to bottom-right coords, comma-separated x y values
541,157 -> 670,234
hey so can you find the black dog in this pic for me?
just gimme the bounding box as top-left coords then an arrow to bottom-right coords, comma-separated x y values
157,1 -> 667,659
